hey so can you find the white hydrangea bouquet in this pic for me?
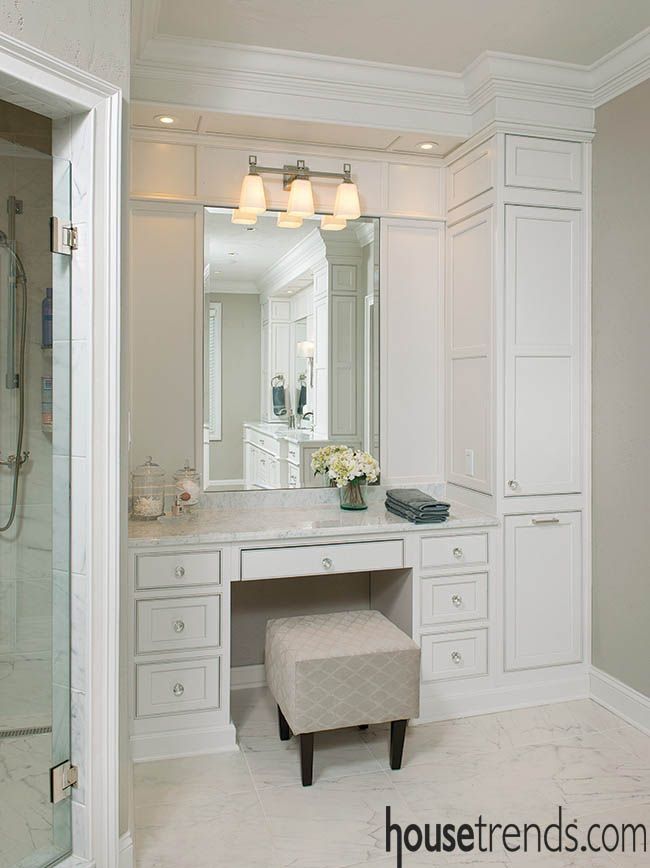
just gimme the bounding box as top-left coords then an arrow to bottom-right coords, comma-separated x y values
311,445 -> 380,510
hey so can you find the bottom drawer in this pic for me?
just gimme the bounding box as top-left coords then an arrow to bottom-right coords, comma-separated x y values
421,629 -> 488,682
136,657 -> 221,717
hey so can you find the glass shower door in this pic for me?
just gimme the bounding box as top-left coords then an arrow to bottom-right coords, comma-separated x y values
0,142 -> 72,868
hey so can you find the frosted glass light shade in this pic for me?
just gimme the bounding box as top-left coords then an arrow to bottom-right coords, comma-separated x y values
333,180 -> 361,220
238,173 -> 266,215
231,209 -> 257,225
321,214 -> 347,231
296,340 -> 315,359
287,178 -> 315,217
277,212 -> 303,228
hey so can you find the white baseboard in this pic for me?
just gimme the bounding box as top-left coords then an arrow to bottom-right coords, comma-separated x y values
131,723 -> 238,762
231,664 -> 266,689
589,666 -> 650,734
118,832 -> 134,868
419,674 -> 590,723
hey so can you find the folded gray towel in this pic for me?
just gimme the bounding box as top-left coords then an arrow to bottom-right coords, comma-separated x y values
386,488 -> 450,513
386,502 -> 449,524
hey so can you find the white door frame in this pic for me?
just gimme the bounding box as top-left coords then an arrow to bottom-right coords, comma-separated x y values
0,33 -> 122,868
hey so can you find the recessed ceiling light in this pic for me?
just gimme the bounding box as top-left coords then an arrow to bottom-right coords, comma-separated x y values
418,141 -> 438,151
155,114 -> 177,125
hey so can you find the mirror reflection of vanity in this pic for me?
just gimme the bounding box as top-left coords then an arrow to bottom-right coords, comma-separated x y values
202,210 -> 379,490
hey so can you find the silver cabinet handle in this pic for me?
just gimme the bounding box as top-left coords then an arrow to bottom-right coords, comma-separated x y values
453,547 -> 463,559
173,619 -> 185,633
322,557 -> 333,570
532,516 -> 560,525
451,594 -> 463,607
507,480 -> 519,490
451,651 -> 463,664
175,566 -> 185,578
172,682 -> 185,697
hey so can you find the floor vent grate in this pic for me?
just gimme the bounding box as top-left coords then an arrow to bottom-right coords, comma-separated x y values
0,726 -> 52,738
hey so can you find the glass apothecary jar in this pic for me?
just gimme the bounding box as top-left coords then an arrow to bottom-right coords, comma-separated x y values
131,456 -> 166,520
173,459 -> 201,511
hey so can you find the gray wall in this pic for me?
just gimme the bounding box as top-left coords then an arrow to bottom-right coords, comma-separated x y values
592,79 -> 650,697
208,293 -> 261,482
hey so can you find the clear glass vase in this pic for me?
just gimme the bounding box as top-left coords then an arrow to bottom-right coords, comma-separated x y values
339,478 -> 368,510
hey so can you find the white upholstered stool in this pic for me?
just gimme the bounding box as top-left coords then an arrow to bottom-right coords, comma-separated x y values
265,609 -> 421,786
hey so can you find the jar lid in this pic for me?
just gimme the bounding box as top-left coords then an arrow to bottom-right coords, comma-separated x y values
174,458 -> 198,479
133,456 -> 165,478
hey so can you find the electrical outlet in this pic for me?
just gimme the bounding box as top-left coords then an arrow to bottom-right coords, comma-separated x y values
464,448 -> 475,476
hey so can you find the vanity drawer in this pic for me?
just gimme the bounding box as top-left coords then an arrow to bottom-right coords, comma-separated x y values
135,550 -> 221,590
249,429 -> 280,456
136,595 -> 221,654
420,573 -> 488,626
136,657 -> 221,717
240,539 -> 404,581
287,463 -> 300,487
421,533 -> 487,570
286,442 -> 300,464
421,629 -> 488,682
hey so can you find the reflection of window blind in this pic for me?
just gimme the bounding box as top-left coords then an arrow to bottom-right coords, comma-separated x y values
207,302 -> 222,440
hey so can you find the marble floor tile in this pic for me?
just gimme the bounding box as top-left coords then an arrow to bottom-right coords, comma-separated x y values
240,726 -> 384,789
134,750 -> 255,807
258,771 -> 405,868
603,722 -> 650,764
495,700 -> 617,749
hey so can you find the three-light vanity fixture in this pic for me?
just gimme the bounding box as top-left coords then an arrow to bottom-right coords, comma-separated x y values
233,155 -> 361,230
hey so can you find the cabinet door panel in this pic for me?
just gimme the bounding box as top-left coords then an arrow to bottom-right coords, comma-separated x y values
505,513 -> 582,671
505,206 -> 581,496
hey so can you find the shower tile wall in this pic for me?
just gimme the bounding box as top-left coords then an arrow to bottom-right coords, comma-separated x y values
0,109 -> 55,731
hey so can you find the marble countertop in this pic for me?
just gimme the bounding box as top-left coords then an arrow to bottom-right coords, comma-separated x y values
243,421 -> 326,443
128,500 -> 499,547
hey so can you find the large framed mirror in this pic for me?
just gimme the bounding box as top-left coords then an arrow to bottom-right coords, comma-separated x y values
202,209 -> 379,490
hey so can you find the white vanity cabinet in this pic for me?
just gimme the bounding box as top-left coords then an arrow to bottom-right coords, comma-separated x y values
129,546 -> 231,760
504,512 -> 582,671
446,131 -> 589,700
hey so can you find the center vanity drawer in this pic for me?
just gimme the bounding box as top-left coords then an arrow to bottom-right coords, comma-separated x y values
420,573 -> 488,626
240,539 -> 404,581
136,657 -> 221,717
136,595 -> 221,654
286,442 -> 300,464
135,550 -> 221,590
421,628 -> 488,682
421,533 -> 488,570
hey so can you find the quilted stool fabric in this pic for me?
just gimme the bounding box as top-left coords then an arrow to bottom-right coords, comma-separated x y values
265,609 -> 421,735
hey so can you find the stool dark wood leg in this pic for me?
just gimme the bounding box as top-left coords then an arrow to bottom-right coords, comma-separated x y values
300,733 -> 314,786
277,705 -> 291,741
389,719 -> 408,770
358,724 -> 369,730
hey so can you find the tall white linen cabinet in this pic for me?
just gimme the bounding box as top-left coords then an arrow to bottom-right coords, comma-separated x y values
445,132 -> 590,707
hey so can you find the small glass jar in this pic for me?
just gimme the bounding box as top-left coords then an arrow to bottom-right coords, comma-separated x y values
131,456 -> 165,520
173,459 -> 201,510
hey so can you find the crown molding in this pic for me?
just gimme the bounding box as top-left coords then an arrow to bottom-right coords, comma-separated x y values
258,228 -> 325,299
131,4 -> 650,138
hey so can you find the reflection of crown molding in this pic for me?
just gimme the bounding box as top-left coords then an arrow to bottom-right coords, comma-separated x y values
132,6 -> 650,138
258,229 -> 325,300
353,221 -> 375,248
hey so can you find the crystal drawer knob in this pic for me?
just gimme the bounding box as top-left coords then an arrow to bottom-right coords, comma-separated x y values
507,480 -> 518,490
452,547 -> 463,559
451,594 -> 463,607
172,682 -> 185,697
322,557 -> 333,570
173,619 -> 185,634
451,651 -> 463,665
175,566 -> 185,578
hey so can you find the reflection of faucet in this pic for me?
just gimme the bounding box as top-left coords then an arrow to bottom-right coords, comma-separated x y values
301,412 -> 314,431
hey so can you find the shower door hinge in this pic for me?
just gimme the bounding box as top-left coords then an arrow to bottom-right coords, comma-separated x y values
50,217 -> 78,254
50,760 -> 79,803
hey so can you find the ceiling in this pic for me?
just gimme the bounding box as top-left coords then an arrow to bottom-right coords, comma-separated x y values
204,210 -> 318,290
131,104 -> 462,156
155,0 -> 650,73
